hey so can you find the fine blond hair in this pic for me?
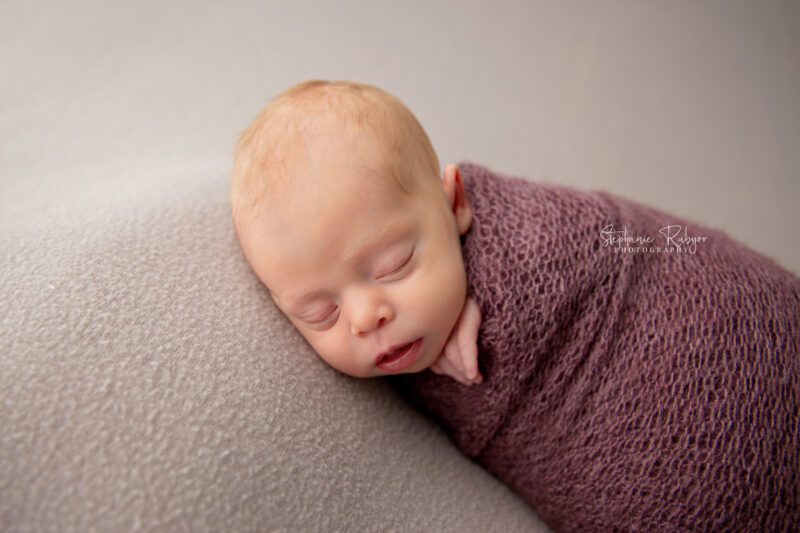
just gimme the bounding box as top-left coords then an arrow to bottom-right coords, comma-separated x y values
230,80 -> 440,234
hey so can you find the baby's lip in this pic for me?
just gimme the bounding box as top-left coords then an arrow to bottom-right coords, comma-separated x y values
374,338 -> 423,372
375,342 -> 408,364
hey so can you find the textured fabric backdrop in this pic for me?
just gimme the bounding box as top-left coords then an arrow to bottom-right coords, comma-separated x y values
0,172 -> 546,531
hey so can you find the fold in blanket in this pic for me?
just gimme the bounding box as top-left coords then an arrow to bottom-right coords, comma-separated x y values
390,163 -> 800,532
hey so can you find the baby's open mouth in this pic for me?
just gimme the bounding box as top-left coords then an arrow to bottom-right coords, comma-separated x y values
375,338 -> 423,373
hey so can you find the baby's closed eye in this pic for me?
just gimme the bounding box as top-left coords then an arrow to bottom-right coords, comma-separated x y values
376,248 -> 415,281
300,305 -> 339,328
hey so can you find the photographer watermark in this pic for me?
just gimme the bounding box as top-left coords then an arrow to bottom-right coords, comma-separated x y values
600,224 -> 708,254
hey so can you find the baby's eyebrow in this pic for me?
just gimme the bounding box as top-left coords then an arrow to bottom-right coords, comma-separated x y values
282,289 -> 325,313
342,224 -> 408,265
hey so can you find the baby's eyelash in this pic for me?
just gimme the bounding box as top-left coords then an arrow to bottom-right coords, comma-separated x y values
379,250 -> 414,280
304,306 -> 339,327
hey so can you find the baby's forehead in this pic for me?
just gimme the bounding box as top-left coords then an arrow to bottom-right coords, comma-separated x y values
278,161 -> 412,216
281,140 -> 417,199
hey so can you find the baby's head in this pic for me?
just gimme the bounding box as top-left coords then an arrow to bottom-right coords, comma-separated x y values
231,80 -> 472,377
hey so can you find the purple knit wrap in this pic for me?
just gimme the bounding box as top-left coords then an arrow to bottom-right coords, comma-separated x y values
390,163 -> 800,532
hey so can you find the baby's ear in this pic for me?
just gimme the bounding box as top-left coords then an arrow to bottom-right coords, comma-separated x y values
441,164 -> 472,235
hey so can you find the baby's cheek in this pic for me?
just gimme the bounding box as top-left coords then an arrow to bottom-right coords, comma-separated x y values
423,253 -> 466,328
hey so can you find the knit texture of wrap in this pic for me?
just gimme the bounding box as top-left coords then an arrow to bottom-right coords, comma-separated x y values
389,163 -> 800,532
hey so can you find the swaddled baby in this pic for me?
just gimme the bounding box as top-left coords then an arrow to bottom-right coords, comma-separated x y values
231,80 -> 800,532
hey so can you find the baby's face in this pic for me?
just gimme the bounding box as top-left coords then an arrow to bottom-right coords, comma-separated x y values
239,142 -> 470,378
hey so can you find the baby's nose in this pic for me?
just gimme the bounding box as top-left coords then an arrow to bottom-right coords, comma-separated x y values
346,285 -> 395,337
353,317 -> 387,338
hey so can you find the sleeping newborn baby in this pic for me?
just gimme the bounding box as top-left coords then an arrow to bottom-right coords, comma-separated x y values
231,80 -> 482,385
231,80 -> 800,532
